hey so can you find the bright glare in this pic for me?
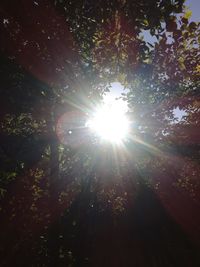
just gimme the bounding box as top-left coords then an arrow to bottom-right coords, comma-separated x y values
87,95 -> 130,144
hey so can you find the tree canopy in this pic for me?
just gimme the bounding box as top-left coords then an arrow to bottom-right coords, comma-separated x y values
0,0 -> 200,266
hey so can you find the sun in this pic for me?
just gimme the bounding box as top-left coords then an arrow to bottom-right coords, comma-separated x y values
87,94 -> 130,144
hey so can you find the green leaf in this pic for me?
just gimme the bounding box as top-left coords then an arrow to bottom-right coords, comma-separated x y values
184,9 -> 192,20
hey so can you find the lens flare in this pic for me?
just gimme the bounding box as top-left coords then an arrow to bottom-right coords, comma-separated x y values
87,98 -> 130,144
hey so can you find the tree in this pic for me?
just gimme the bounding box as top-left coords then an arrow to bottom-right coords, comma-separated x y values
0,0 -> 200,266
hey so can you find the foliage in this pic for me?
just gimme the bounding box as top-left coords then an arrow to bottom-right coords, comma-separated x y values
0,0 -> 200,266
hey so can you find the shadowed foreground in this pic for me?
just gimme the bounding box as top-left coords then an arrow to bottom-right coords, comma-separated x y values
1,179 -> 199,267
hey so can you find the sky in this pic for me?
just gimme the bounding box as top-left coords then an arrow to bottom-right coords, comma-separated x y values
142,0 -> 199,44
109,0 -> 199,114
186,0 -> 199,22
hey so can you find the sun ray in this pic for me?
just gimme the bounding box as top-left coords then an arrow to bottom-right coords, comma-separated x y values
87,92 -> 130,144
